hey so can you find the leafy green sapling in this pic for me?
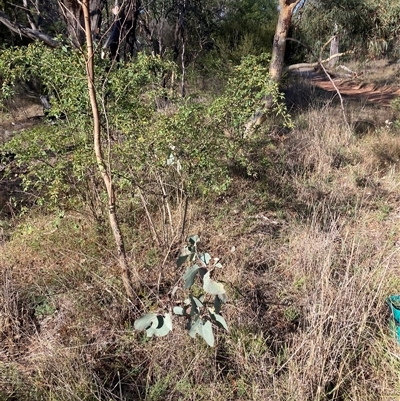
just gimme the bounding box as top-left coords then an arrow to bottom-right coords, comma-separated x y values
134,235 -> 229,346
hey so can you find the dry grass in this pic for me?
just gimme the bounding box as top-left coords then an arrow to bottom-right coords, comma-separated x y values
2,87 -> 400,400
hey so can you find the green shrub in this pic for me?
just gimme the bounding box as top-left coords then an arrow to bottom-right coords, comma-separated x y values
0,44 -> 289,213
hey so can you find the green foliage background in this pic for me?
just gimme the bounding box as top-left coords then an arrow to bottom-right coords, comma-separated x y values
0,43 -> 289,217
293,0 -> 400,60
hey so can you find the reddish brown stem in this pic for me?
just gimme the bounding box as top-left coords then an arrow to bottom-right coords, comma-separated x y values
82,0 -> 139,299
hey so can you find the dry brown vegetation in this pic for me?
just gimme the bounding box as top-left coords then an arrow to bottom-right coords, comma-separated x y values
1,71 -> 400,400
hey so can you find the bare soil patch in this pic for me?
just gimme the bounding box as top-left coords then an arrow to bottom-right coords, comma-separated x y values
0,98 -> 44,143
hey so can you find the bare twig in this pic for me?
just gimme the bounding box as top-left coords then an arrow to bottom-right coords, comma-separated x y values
286,50 -> 354,72
138,189 -> 161,247
318,62 -> 351,130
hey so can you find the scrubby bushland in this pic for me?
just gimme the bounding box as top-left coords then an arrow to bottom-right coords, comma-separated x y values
1,31 -> 400,401
1,92 -> 400,400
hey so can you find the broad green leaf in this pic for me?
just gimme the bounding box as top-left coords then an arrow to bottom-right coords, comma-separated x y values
177,246 -> 193,268
145,316 -> 160,337
167,153 -> 175,166
203,271 -> 226,295
176,253 -> 190,268
198,267 -> 207,279
214,295 -> 222,314
183,264 -> 199,288
188,235 -> 200,246
134,313 -> 157,331
154,315 -> 172,337
145,314 -> 173,337
199,252 -> 211,265
189,295 -> 202,315
163,313 -> 173,330
191,295 -> 203,308
146,327 -> 156,337
199,320 -> 215,347
209,310 -> 229,332
218,293 -> 227,303
189,318 -> 201,338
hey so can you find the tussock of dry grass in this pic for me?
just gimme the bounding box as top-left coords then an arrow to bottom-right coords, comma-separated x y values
273,218 -> 400,400
2,97 -> 400,400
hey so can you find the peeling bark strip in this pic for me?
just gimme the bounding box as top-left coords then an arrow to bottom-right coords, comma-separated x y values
269,0 -> 302,82
82,0 -> 139,300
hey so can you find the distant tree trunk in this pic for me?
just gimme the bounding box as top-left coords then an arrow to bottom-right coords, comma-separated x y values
59,0 -> 85,47
103,4 -> 124,60
59,0 -> 103,48
328,23 -> 339,68
90,0 -> 104,40
124,0 -> 141,57
102,0 -> 141,60
174,0 -> 186,97
270,0 -> 302,82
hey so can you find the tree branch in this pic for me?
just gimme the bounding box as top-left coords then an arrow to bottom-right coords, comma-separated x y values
286,51 -> 354,72
286,38 -> 351,130
0,11 -> 59,47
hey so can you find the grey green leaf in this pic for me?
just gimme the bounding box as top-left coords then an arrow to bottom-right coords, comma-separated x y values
134,313 -> 157,331
183,264 -> 200,288
188,235 -> 200,246
199,252 -> 211,265
199,320 -> 215,347
203,271 -> 226,295
209,310 -> 229,332
189,318 -> 201,338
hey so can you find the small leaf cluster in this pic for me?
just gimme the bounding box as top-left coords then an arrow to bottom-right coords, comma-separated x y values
134,312 -> 173,338
134,235 -> 228,347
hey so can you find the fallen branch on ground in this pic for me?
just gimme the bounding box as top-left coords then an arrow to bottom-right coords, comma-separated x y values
286,51 -> 354,72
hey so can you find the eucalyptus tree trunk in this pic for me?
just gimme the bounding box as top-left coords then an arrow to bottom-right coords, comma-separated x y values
82,0 -> 139,300
270,0 -> 302,82
59,0 -> 85,47
328,23 -> 339,68
124,0 -> 142,57
174,0 -> 187,96
245,0 -> 301,133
